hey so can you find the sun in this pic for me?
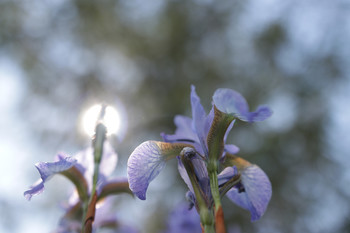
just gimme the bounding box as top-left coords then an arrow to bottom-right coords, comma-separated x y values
82,104 -> 121,136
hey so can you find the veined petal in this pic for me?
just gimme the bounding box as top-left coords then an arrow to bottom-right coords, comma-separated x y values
127,141 -> 187,200
226,165 -> 272,221
213,88 -> 272,122
24,155 -> 77,200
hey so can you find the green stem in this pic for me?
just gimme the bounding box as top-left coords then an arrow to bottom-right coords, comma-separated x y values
203,223 -> 216,233
82,122 -> 106,232
209,166 -> 222,212
180,149 -> 215,233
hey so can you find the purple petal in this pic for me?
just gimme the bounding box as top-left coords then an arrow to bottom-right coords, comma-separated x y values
162,115 -> 197,143
248,105 -> 273,122
223,119 -> 235,143
218,166 -> 238,186
164,203 -> 201,233
99,142 -> 118,177
224,144 -> 240,154
177,158 -> 194,194
127,141 -> 181,200
204,107 -> 215,139
226,165 -> 272,221
191,85 -> 209,156
74,142 -> 117,186
213,88 -> 272,122
24,156 -> 77,200
223,119 -> 240,154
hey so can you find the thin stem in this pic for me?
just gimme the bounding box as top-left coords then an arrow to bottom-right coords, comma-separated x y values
209,169 -> 221,212
209,171 -> 227,233
82,122 -> 106,233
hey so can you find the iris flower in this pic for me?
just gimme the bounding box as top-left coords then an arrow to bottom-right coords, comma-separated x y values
127,85 -> 272,221
24,142 -> 133,232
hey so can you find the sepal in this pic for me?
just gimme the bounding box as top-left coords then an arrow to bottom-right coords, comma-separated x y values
127,141 -> 190,200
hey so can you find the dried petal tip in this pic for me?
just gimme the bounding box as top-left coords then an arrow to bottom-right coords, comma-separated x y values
213,88 -> 272,123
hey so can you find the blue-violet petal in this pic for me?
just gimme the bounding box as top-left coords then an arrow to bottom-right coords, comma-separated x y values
213,88 -> 272,122
226,165 -> 272,221
24,155 -> 77,200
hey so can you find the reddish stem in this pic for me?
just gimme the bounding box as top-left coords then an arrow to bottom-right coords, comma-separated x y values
83,193 -> 98,233
215,206 -> 226,233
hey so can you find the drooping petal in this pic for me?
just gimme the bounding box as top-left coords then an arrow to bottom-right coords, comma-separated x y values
127,141 -> 188,200
24,155 -> 77,200
226,165 -> 272,221
213,88 -> 272,122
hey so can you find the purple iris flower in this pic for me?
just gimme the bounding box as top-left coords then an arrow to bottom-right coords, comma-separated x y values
24,142 -> 117,201
25,142 -> 133,231
127,85 -> 272,221
24,154 -> 78,201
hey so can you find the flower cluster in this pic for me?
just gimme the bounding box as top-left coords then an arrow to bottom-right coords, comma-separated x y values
127,85 -> 272,231
24,86 -> 272,233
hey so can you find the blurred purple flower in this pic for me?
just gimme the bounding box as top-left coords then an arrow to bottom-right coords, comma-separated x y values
24,142 -> 117,201
162,203 -> 202,233
25,142 -> 133,231
24,155 -> 77,201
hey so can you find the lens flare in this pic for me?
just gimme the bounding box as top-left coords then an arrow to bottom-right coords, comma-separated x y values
82,104 -> 121,136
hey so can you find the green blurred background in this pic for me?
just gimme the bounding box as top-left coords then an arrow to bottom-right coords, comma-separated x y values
1,0 -> 350,232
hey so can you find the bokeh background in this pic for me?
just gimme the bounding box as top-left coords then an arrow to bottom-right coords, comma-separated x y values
1,0 -> 350,232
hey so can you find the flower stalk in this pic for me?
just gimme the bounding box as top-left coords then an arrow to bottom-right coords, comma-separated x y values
82,108 -> 107,233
